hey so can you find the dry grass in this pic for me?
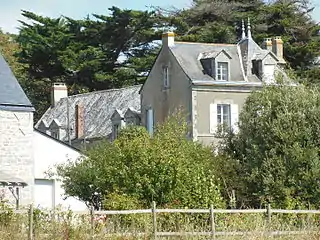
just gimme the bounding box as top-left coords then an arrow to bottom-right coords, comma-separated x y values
1,209 -> 320,239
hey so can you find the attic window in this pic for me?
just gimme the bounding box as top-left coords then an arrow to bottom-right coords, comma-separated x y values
216,62 -> 228,81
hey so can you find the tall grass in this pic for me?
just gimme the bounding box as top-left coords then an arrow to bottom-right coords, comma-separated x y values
1,207 -> 320,239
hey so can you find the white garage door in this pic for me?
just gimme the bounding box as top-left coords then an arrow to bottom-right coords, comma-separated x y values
34,179 -> 55,209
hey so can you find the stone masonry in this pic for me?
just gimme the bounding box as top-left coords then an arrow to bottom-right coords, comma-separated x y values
0,109 -> 34,206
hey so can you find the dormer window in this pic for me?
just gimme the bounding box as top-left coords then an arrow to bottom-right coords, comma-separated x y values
51,131 -> 59,139
199,49 -> 231,81
216,62 -> 229,81
163,66 -> 169,88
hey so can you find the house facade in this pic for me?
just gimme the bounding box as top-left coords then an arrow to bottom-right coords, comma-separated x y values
0,54 -> 35,206
140,20 -> 288,145
0,52 -> 88,210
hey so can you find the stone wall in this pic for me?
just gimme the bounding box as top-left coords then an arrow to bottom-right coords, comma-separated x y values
0,109 -> 34,206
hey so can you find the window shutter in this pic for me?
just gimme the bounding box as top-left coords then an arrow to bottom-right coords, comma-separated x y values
209,103 -> 217,134
231,104 -> 239,133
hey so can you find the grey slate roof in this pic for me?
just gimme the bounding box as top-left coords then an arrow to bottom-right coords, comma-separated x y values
169,37 -> 282,84
0,54 -> 34,112
170,42 -> 246,82
36,85 -> 141,141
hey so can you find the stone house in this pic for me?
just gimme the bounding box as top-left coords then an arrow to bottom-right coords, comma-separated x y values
0,53 -> 87,210
0,53 -> 34,207
140,20 -> 288,145
36,21 -> 288,148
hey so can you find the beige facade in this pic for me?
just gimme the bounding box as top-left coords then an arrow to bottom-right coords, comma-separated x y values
140,44 -> 192,127
140,26 -> 287,146
191,86 -> 258,145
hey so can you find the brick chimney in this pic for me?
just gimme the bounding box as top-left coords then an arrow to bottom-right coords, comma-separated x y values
162,31 -> 175,48
272,36 -> 283,59
262,38 -> 272,51
75,104 -> 84,139
51,83 -> 68,107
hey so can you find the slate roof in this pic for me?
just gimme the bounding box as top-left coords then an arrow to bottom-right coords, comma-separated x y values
36,85 -> 141,141
170,42 -> 246,82
169,37 -> 284,84
0,54 -> 34,112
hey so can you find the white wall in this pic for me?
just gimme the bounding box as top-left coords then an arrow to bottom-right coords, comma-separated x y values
33,130 -> 88,211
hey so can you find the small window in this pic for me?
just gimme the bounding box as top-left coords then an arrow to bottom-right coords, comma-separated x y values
113,124 -> 119,140
51,131 -> 59,139
216,62 -> 229,81
163,67 -> 169,88
217,104 -> 231,130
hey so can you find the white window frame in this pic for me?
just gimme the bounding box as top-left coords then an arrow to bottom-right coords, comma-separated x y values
210,102 -> 239,134
216,62 -> 229,81
217,104 -> 231,131
163,66 -> 169,88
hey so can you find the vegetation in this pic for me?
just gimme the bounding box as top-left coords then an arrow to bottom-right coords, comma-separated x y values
57,114 -> 224,210
1,0 -> 320,219
2,202 -> 320,240
221,83 -> 320,209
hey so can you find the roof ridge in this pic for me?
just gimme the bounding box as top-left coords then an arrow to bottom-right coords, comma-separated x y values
66,84 -> 142,99
174,41 -> 236,46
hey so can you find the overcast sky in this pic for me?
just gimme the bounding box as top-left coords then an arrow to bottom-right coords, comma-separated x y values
0,0 -> 319,34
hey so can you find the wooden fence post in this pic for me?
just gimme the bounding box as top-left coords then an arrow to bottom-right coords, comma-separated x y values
210,204 -> 216,240
28,204 -> 33,240
90,206 -> 95,240
152,201 -> 157,239
267,204 -> 272,225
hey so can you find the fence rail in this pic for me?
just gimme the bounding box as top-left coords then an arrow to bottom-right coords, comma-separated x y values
1,202 -> 320,239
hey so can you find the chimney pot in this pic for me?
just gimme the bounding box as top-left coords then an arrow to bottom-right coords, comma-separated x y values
51,82 -> 68,107
262,38 -> 272,51
272,36 -> 284,59
162,31 -> 175,47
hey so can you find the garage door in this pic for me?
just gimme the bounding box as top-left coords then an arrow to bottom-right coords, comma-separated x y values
34,179 -> 55,209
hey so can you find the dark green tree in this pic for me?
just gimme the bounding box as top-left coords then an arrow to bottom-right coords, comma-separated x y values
222,83 -> 320,209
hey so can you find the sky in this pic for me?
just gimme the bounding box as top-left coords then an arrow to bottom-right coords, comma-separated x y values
0,0 -> 319,34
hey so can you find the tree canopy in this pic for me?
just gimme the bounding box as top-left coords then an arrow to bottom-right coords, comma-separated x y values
222,83 -> 320,209
56,115 -> 224,210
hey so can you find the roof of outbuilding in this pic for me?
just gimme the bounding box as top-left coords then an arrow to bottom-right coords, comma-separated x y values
0,54 -> 34,112
0,170 -> 28,187
36,85 -> 141,141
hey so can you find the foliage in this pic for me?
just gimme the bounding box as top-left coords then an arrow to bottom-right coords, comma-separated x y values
17,8 -> 162,91
57,114 -> 224,210
222,83 -> 320,208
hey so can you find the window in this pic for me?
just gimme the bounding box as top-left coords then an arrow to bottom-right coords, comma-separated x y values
216,62 -> 228,81
217,104 -> 231,130
113,124 -> 119,140
146,108 -> 154,136
163,67 -> 169,88
51,131 -> 59,139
